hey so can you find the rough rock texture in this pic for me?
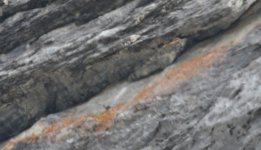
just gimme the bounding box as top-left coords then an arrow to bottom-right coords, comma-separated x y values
0,0 -> 261,149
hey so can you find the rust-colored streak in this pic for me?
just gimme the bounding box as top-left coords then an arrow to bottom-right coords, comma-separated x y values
43,116 -> 77,134
129,47 -> 225,105
90,102 -> 125,131
4,15 -> 260,150
42,102 -> 126,135
42,46 -> 225,138
164,37 -> 184,48
2,45 -> 226,150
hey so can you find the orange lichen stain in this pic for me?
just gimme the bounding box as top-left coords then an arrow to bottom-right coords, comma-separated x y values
43,115 -> 77,135
2,102 -> 128,150
90,102 -> 126,131
41,46 -> 226,137
2,46 -> 226,150
16,133 -> 40,145
40,102 -> 126,136
164,37 -> 184,48
3,140 -> 16,150
128,47 -> 226,105
3,133 -> 40,150
4,13 -> 261,150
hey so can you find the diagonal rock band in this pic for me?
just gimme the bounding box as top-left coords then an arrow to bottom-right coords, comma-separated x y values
0,0 -> 259,144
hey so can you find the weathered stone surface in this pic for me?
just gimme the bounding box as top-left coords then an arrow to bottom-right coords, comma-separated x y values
1,3 -> 260,149
0,0 -> 260,149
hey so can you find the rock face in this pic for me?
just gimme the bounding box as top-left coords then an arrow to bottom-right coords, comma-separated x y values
0,0 -> 260,149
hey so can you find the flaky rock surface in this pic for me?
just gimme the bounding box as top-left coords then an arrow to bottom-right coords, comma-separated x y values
0,0 -> 260,149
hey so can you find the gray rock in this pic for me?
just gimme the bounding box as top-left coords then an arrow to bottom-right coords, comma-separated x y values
1,2 -> 260,149
0,0 -> 260,146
